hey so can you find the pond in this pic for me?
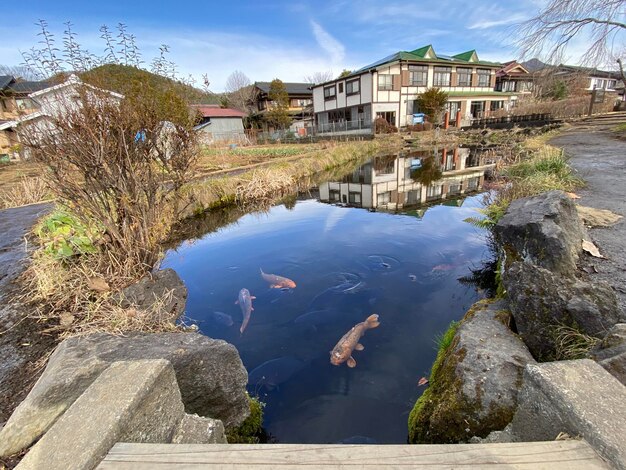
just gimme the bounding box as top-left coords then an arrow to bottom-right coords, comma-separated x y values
161,146 -> 496,444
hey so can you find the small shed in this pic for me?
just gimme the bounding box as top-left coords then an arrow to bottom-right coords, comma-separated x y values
192,105 -> 247,144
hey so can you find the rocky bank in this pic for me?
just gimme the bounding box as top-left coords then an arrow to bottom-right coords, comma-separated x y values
409,190 -> 625,444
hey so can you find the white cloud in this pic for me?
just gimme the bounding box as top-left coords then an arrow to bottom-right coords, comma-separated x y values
0,22 -> 359,91
468,15 -> 527,30
310,20 -> 345,64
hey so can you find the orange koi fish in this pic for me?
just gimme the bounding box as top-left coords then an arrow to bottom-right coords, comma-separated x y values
260,268 -> 296,289
330,314 -> 380,368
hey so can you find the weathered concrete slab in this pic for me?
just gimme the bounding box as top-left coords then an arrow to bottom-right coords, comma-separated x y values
0,332 -> 249,457
16,359 -> 184,470
508,359 -> 626,470
97,441 -> 609,469
172,414 -> 226,444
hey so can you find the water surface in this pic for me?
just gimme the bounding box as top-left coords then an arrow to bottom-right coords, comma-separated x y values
162,148 -> 493,443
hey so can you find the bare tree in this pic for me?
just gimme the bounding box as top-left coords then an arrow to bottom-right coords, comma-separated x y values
303,71 -> 334,84
0,65 -> 40,80
224,70 -> 258,113
516,0 -> 626,77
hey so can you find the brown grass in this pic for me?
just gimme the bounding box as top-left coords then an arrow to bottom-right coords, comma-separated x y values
0,162 -> 53,209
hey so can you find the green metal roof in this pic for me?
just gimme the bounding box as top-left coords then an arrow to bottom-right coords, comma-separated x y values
410,45 -> 434,58
452,50 -> 477,62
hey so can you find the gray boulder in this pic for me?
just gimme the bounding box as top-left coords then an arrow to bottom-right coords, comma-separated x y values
494,191 -> 584,275
591,323 -> 626,385
0,332 -> 248,458
504,262 -> 622,360
117,268 -> 188,322
408,299 -> 535,443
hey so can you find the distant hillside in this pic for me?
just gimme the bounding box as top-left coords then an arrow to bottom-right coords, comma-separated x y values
80,64 -> 220,105
522,58 -> 548,73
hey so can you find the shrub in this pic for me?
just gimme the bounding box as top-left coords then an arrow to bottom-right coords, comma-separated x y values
374,117 -> 397,134
21,79 -> 198,276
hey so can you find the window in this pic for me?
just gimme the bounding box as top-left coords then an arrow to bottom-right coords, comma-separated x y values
348,192 -> 361,205
338,83 -> 344,93
609,80 -> 617,89
346,79 -> 360,95
15,98 -> 35,110
378,191 -> 392,204
433,66 -> 451,86
457,67 -> 472,86
426,185 -> 443,200
445,101 -> 461,120
378,74 -> 393,91
407,99 -> 421,115
477,69 -> 491,87
324,85 -> 336,100
409,65 -> 428,86
490,100 -> 504,111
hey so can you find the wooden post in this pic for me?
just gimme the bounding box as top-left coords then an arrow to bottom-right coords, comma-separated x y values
588,90 -> 596,116
443,111 -> 450,130
456,110 -> 462,128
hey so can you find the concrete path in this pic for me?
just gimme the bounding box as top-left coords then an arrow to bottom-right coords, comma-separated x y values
0,202 -> 53,426
550,113 -> 626,315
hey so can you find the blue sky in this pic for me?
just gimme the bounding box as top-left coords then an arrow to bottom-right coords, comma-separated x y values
0,0 -> 594,91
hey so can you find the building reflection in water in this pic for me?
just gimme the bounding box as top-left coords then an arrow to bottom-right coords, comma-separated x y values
319,146 -> 496,214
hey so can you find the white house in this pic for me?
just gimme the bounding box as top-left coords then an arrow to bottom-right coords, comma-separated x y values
312,45 -> 519,134
0,75 -> 123,159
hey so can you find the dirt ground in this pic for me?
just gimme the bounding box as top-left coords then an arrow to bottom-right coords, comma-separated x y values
550,112 -> 626,315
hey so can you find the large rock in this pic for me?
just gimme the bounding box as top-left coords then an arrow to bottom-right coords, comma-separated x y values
408,299 -> 535,443
504,261 -> 622,360
0,332 -> 249,458
591,323 -> 626,385
494,191 -> 584,275
117,268 -> 188,323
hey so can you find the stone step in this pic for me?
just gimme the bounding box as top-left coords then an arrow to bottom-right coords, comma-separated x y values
507,359 -> 626,470
16,360 -> 186,470
97,440 -> 609,469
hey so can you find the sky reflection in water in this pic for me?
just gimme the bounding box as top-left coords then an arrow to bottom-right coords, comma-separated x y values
162,152 -> 492,443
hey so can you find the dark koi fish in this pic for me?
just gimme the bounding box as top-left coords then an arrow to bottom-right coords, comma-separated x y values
260,268 -> 296,289
330,314 -> 380,368
236,288 -> 256,334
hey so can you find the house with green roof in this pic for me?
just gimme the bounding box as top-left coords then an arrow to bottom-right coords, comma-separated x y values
312,45 -> 519,134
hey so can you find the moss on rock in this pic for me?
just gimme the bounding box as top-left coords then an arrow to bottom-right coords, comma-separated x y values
225,395 -> 264,444
408,299 -> 534,444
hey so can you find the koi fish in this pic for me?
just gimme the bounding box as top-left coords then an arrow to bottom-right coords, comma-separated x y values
330,314 -> 380,368
236,288 -> 256,334
431,263 -> 456,272
260,268 -> 296,289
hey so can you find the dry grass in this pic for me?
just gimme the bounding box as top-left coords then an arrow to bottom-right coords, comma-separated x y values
0,176 -> 53,209
21,243 -> 183,339
0,162 -> 53,209
195,143 -> 324,174
235,167 -> 296,205
553,324 -> 600,360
